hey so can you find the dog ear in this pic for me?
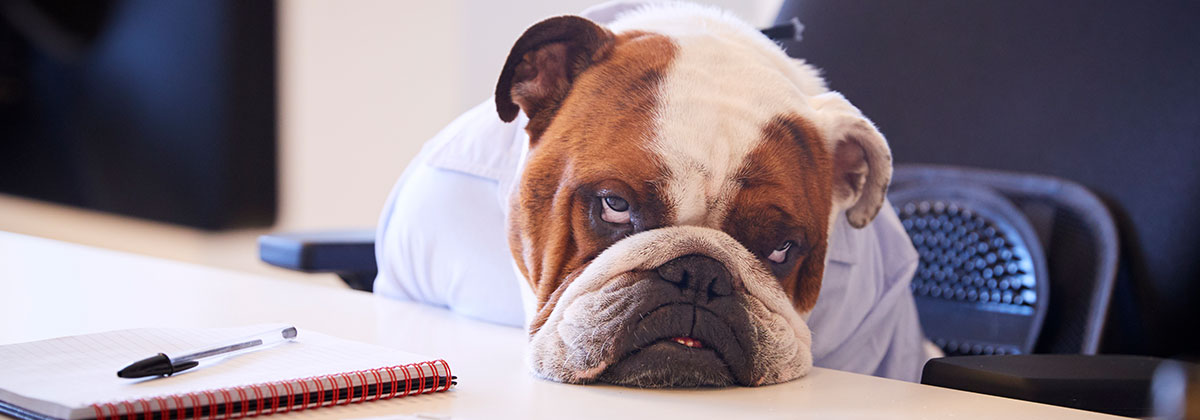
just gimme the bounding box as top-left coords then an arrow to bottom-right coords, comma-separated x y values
495,15 -> 615,139
813,92 -> 893,229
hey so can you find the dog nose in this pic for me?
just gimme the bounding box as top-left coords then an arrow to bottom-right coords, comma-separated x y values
655,255 -> 734,299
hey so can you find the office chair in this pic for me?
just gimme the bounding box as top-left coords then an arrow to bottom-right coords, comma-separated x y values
889,164 -> 1118,356
886,165 -> 1200,418
889,166 -> 1050,357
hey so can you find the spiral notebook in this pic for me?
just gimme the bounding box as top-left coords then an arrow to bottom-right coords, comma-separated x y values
0,325 -> 454,420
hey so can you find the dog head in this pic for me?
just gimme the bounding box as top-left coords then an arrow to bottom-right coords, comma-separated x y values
495,5 -> 891,387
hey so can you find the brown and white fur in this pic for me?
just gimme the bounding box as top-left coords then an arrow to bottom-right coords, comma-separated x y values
496,3 -> 892,387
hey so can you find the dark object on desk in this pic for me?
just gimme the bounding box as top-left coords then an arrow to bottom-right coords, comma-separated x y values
0,0 -> 276,230
889,165 -> 1118,356
775,0 -> 1200,358
922,354 -> 1199,418
259,231 -> 377,292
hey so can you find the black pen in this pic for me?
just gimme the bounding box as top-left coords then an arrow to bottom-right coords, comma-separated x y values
117,325 -> 298,379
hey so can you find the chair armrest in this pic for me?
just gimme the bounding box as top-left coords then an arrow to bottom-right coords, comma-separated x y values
258,230 -> 376,291
921,354 -> 1195,417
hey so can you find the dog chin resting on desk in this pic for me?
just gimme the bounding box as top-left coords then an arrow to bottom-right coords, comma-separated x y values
374,2 -> 933,387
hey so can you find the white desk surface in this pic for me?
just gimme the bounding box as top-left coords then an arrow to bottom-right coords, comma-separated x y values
0,232 -> 1125,419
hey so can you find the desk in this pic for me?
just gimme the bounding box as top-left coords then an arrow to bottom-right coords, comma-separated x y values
0,232 -> 1123,419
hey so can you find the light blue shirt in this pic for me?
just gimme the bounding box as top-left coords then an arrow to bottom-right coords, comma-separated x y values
374,100 -> 932,382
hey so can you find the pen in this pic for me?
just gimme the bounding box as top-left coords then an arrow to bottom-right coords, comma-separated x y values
117,325 -> 298,379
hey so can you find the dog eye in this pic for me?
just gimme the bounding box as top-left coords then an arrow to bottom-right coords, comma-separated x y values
601,196 -> 631,224
768,241 -> 791,264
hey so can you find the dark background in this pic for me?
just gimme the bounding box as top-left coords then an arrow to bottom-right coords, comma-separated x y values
0,0 -> 276,230
777,1 -> 1199,358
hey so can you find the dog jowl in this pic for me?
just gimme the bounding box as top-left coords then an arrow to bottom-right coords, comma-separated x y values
496,5 -> 893,388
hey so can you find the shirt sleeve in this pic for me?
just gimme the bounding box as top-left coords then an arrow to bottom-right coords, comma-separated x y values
373,160 -> 525,327
808,201 -> 929,382
372,101 -> 527,327
869,204 -> 929,382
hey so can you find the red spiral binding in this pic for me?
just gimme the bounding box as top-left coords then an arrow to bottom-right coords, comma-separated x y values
248,384 -> 262,417
301,377 -> 313,410
354,371 -> 368,403
425,361 -> 437,394
261,383 -> 276,416
369,369 -> 383,402
187,393 -> 201,420
312,377 -> 324,408
342,372 -> 355,404
89,403 -> 104,420
337,373 -> 352,405
88,360 -> 451,420
202,389 -> 217,420
219,388 -> 234,420
280,381 -> 295,413
321,375 -> 335,407
338,373 -> 349,405
172,393 -> 186,420
351,371 -> 362,404
418,365 -> 427,395
439,359 -> 453,392
120,400 -> 134,420
322,376 -> 333,407
383,367 -> 398,399
151,396 -> 164,419
330,375 -> 340,405
231,387 -> 245,419
331,374 -> 342,406
425,361 -> 435,394
320,376 -> 332,407
401,364 -> 412,397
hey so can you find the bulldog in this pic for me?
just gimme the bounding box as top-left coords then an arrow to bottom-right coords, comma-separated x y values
494,4 -> 895,387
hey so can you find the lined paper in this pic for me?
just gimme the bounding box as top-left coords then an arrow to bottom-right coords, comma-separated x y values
0,325 -> 442,419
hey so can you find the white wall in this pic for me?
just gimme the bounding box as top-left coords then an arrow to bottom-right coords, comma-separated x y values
0,0 -> 781,286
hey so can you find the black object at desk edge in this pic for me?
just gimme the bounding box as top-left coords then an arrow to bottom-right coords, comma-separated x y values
921,354 -> 1192,417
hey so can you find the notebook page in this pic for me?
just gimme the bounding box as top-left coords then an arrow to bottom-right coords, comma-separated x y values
0,325 -> 438,419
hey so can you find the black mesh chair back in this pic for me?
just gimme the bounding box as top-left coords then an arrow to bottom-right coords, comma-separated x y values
889,164 -> 1119,355
891,176 -> 1049,355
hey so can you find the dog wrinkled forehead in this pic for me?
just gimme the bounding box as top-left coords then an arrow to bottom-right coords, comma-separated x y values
619,36 -> 827,231
505,5 -> 837,226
